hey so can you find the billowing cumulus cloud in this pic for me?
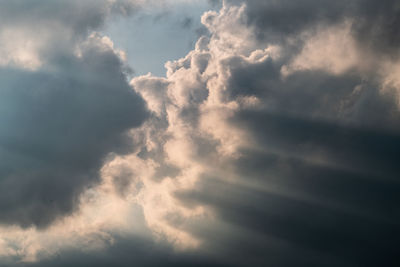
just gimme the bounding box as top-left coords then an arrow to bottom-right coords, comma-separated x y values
127,1 -> 400,266
0,1 -> 399,267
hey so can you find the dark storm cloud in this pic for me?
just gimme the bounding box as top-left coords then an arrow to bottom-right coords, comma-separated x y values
351,0 -> 400,56
23,234 -> 231,267
226,0 -> 400,57
176,169 -> 399,266
0,43 -> 148,228
0,0 -> 149,228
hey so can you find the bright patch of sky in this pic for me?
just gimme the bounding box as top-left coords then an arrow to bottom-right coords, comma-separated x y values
104,1 -> 219,77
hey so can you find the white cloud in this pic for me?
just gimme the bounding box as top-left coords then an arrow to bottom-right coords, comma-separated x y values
282,21 -> 360,76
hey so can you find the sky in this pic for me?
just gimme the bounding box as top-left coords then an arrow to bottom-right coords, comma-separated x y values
103,1 -> 218,76
0,0 -> 399,266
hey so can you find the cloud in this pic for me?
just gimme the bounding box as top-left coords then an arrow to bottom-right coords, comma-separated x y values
0,1 -> 148,228
121,2 -> 400,266
226,0 -> 400,53
1,1 -> 400,267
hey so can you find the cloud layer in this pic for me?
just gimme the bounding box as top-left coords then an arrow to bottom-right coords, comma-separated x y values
0,1 -> 399,266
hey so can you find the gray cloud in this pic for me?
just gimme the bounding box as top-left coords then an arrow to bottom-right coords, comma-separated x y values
0,1 -> 148,228
226,0 -> 400,58
0,0 -> 138,33
0,43 -> 147,228
1,1 -> 400,267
